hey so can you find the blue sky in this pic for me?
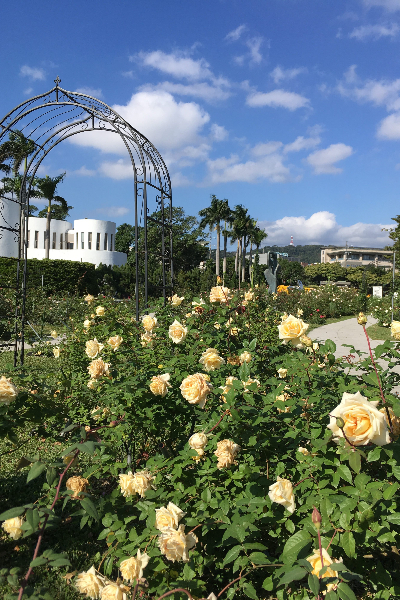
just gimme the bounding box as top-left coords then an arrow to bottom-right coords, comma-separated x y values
1,0 -> 400,247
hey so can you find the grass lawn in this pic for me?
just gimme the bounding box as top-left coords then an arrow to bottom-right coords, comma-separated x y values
366,323 -> 393,341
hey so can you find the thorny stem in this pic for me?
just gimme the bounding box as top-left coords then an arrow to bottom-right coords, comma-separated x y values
326,529 -> 338,550
206,410 -> 230,434
317,528 -> 324,600
157,589 -> 194,600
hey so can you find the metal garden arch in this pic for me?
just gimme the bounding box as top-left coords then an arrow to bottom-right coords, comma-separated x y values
0,77 -> 173,365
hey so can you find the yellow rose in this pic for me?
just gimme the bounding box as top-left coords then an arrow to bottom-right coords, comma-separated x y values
87,358 -> 110,379
391,320 -> 400,340
66,476 -> 89,499
357,312 -> 367,325
328,391 -> 390,446
85,338 -> 104,359
101,583 -> 129,600
297,308 -> 304,317
199,348 -> 225,371
180,373 -> 212,409
50,330 -> 58,339
221,376 -> 238,402
298,447 -> 310,456
307,548 -> 341,592
149,373 -> 171,397
242,378 -> 260,391
91,406 -> 110,421
2,516 -> 24,540
142,314 -> 157,331
83,319 -> 92,330
140,331 -> 155,346
75,566 -> 105,599
278,315 -> 309,347
107,335 -> 123,351
268,477 -> 295,513
158,525 -> 197,562
170,294 -> 184,306
227,355 -> 240,366
300,335 -> 313,347
239,351 -> 252,364
244,291 -> 254,302
87,379 -> 98,390
84,294 -> 95,304
119,470 -> 154,498
214,439 -> 240,469
277,368 -> 288,379
53,347 -> 60,358
120,549 -> 150,583
96,306 -> 105,316
381,406 -> 400,440
155,502 -> 186,530
0,375 -> 18,405
169,320 -> 188,344
188,432 -> 208,455
209,286 -> 231,303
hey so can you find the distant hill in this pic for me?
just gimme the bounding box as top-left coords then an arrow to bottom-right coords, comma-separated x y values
256,244 -> 322,265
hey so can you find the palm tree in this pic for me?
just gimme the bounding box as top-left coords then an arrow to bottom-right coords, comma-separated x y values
35,173 -> 67,259
248,225 -> 268,284
199,195 -> 231,277
229,205 -> 249,288
0,130 -> 36,179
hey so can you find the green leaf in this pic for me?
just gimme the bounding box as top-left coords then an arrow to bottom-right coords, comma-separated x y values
79,441 -> 96,455
383,482 -> 399,500
0,506 -> 25,521
349,452 -> 361,474
337,582 -> 357,600
249,552 -> 269,565
282,530 -> 311,564
30,557 -> 48,567
392,466 -> 400,481
341,531 -> 356,558
223,545 -> 242,565
308,573 -> 320,596
325,339 -> 336,353
367,447 -> 381,462
27,462 -> 46,483
46,467 -> 57,487
249,338 -> 257,351
242,582 -> 258,599
80,498 -> 99,521
387,513 -> 400,525
337,465 -> 352,484
49,558 -> 71,567
280,566 -> 307,585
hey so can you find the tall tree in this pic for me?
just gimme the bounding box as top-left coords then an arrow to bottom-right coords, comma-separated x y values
230,204 -> 250,287
199,195 -> 231,277
0,130 -> 36,179
248,225 -> 268,282
35,173 -> 67,259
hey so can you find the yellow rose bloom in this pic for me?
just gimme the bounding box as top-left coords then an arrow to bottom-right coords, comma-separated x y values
268,477 -> 295,513
169,294 -> 185,306
214,439 -> 240,469
85,338 -> 104,359
87,358 -> 110,379
278,314 -> 309,347
119,470 -> 154,498
120,549 -> 150,583
158,525 -> 197,562
199,348 -> 225,371
75,566 -> 105,599
95,306 -> 105,316
2,516 -> 24,540
66,476 -> 89,499
155,502 -> 186,531
169,320 -> 187,344
391,320 -> 400,340
149,373 -> 171,397
180,373 -> 212,409
0,375 -> 18,405
209,285 -> 231,303
142,314 -> 157,331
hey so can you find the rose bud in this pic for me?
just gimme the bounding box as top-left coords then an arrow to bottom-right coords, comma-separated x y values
312,506 -> 322,530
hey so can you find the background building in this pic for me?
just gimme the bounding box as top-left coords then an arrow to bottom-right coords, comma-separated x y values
321,246 -> 393,269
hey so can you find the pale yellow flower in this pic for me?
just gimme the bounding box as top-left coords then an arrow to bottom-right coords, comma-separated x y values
239,351 -> 252,364
140,331 -> 155,346
169,320 -> 187,344
120,549 -> 150,583
53,346 -> 60,358
158,525 -> 197,562
87,358 -> 110,379
199,348 -> 225,372
66,476 -> 89,499
188,432 -> 208,457
96,306 -> 105,316
107,335 -> 123,351
298,447 -> 310,456
391,320 -> 400,340
155,502 -> 186,531
242,378 -> 260,391
119,470 -> 154,498
244,290 -> 254,302
50,330 -> 58,339
84,294 -> 95,305
328,391 -> 390,446
180,373 -> 212,409
214,439 -> 240,469
142,314 -> 157,331
214,322 -> 221,330
101,583 -> 129,600
306,548 -> 341,592
83,319 -> 92,330
221,376 -> 239,402
75,566 -> 105,599
149,373 -> 171,397
357,312 -> 367,325
297,308 -> 304,317
278,315 -> 309,347
170,294 -> 184,306
209,286 -> 231,303
91,406 -> 110,421
87,379 -> 98,390
300,335 -> 312,347
2,516 -> 24,540
277,368 -> 288,379
0,376 -> 18,405
85,338 -> 104,359
268,477 -> 295,513
227,355 -> 240,366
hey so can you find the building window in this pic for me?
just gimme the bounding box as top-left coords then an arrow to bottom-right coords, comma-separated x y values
52,232 -> 56,249
362,254 -> 375,261
96,233 -> 100,250
348,253 -> 360,260
27,230 -> 30,248
88,232 -> 92,249
76,232 -> 78,249
110,234 -> 113,251
104,232 -> 108,250
81,232 -> 84,249
60,233 -> 64,249
34,231 -> 38,248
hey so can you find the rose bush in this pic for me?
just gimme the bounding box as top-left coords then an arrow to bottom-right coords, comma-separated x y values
1,287 -> 400,600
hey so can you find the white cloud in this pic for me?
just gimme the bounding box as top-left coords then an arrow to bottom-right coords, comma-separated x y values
138,80 -> 231,102
70,166 -> 97,176
251,141 -> 284,156
258,211 -> 393,246
246,37 -> 263,64
132,50 -> 212,80
246,89 -> 310,110
97,206 -> 130,217
377,112 -> 400,138
99,159 -> 133,180
270,66 -> 307,84
363,0 -> 400,11
210,123 -> 228,141
206,152 -> 291,184
74,87 -> 103,98
349,23 -> 400,40
69,90 -> 210,156
283,134 -> 321,153
307,143 -> 354,174
225,24 -> 247,41
337,65 -> 400,111
23,87 -> 33,96
20,65 -> 45,81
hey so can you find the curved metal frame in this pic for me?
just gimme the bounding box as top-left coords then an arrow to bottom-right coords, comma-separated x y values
0,78 -> 173,365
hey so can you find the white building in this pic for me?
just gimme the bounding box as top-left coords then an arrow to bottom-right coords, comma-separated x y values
0,203 -> 127,267
320,246 -> 393,269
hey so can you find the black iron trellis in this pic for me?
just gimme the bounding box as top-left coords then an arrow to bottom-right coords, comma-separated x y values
0,77 -> 174,366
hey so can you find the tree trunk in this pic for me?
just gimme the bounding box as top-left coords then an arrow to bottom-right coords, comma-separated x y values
238,238 -> 243,289
45,201 -> 51,259
235,240 -> 239,274
223,222 -> 227,283
249,241 -> 253,281
242,236 -> 247,283
216,223 -> 220,277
